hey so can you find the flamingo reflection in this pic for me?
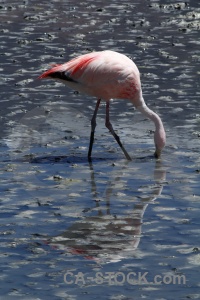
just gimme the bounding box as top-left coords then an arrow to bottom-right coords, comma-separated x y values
45,161 -> 166,264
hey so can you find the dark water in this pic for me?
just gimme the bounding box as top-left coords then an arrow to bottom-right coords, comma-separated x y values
0,1 -> 200,299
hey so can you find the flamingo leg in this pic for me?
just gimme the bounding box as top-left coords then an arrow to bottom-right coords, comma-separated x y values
105,101 -> 132,160
88,98 -> 101,160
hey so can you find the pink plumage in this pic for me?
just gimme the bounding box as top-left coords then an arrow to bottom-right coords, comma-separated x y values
39,50 -> 166,160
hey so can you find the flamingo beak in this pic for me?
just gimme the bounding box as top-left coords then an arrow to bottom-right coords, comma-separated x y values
154,149 -> 162,159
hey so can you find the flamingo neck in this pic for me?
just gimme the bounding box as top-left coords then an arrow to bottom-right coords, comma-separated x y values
137,104 -> 164,131
136,103 -> 166,157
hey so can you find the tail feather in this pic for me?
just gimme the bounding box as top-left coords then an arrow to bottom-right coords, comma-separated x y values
38,67 -> 78,83
48,71 -> 78,83
38,64 -> 63,79
38,51 -> 99,80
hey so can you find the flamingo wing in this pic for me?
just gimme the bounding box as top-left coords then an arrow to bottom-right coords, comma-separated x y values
39,52 -> 101,81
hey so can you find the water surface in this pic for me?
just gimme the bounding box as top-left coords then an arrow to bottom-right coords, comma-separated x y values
0,1 -> 200,299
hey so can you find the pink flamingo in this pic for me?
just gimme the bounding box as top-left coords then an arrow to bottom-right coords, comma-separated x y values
39,50 -> 166,160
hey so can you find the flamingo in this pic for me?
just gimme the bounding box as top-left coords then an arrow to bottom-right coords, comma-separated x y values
39,50 -> 166,160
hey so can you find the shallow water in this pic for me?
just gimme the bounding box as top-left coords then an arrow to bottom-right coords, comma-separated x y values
0,0 -> 200,299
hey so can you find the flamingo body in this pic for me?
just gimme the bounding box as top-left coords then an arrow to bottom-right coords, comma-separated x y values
39,50 -> 166,159
40,51 -> 141,104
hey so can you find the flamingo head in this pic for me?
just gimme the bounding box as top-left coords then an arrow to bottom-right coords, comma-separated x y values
154,127 -> 166,158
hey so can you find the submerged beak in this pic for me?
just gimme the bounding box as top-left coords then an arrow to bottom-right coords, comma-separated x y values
154,149 -> 162,159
